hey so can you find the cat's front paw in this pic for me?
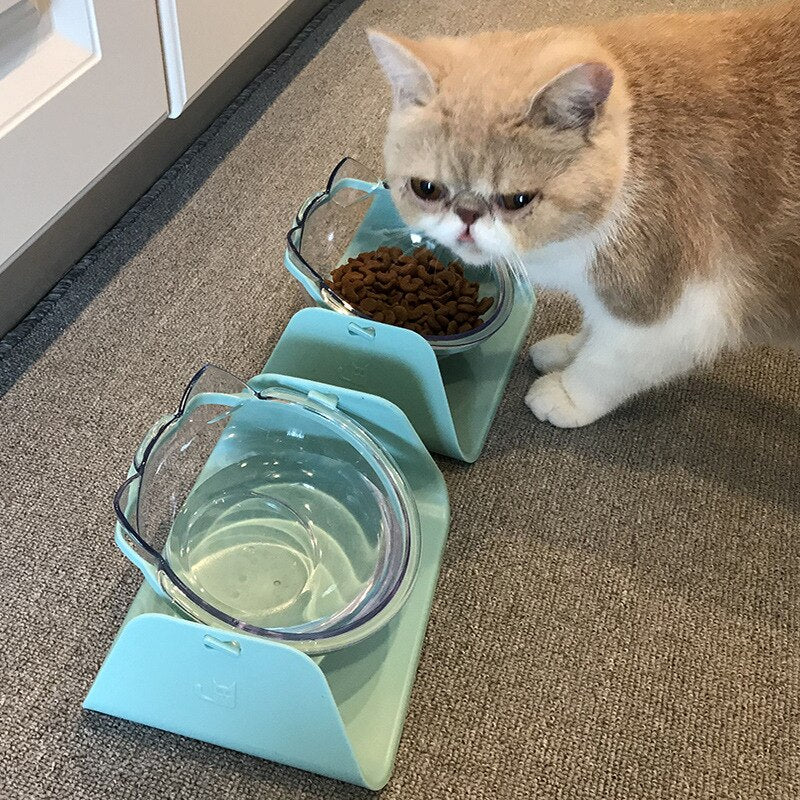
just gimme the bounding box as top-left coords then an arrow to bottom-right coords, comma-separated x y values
525,373 -> 604,428
529,334 -> 577,373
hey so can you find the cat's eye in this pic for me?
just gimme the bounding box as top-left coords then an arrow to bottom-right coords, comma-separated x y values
409,178 -> 446,202
497,191 -> 539,211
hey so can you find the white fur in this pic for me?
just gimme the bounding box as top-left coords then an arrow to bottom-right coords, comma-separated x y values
529,332 -> 584,372
523,232 -> 601,304
511,184 -> 737,427
418,209 -> 511,266
525,276 -> 737,427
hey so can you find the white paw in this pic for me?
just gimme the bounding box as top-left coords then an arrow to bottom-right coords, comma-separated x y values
529,334 -> 577,373
524,373 -> 604,428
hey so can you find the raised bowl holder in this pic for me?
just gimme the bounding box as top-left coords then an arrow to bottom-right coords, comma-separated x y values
283,177 -> 536,461
266,302 -> 533,463
84,182 -> 536,788
268,300 -> 535,463
85,375 -> 449,790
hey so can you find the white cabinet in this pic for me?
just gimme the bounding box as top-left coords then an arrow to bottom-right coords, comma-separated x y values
0,0 -> 168,267
0,0 -> 319,335
157,0 -> 291,117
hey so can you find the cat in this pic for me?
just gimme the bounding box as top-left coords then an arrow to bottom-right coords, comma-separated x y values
367,2 -> 800,427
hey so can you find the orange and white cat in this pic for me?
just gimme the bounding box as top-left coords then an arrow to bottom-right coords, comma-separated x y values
368,3 -> 800,427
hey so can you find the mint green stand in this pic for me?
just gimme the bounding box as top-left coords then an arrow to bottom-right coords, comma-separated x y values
266,301 -> 534,463
85,376 -> 449,790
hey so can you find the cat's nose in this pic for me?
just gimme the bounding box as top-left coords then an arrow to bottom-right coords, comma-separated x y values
455,207 -> 482,227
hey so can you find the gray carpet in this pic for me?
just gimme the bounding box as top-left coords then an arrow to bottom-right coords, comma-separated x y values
2,1 -> 799,798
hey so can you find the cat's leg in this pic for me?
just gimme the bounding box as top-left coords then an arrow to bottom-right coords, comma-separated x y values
529,328 -> 588,373
525,324 -> 696,428
525,287 -> 732,427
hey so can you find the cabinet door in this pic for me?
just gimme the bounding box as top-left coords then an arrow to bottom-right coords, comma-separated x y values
158,0 -> 289,117
0,0 -> 168,267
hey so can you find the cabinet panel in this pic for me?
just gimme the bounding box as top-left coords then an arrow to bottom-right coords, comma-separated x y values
158,0 -> 288,117
0,0 -> 168,267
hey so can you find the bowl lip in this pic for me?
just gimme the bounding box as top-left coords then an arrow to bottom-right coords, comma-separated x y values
114,364 -> 422,648
285,159 -> 516,351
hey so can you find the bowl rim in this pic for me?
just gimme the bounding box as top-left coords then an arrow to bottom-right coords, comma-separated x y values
285,157 -> 516,351
114,364 -> 421,651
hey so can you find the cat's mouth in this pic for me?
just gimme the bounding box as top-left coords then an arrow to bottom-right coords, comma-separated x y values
457,229 -> 475,244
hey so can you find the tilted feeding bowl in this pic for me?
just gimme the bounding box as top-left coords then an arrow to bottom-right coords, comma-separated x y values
115,364 -> 421,654
285,157 -> 516,356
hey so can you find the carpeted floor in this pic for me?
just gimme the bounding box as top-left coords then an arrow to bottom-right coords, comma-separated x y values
2,1 -> 799,798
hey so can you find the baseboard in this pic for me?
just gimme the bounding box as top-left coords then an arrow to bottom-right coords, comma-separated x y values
0,0 -> 329,338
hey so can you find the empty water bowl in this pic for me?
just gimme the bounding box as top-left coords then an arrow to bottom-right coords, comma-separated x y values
115,364 -> 421,653
284,157 -> 516,355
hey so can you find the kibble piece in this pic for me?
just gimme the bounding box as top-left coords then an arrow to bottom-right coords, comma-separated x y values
477,296 -> 494,314
397,275 -> 413,292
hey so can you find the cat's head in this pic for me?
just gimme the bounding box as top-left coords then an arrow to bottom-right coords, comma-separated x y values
368,29 -> 629,265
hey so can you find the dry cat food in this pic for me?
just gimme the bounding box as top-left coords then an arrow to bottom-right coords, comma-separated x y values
329,246 -> 494,336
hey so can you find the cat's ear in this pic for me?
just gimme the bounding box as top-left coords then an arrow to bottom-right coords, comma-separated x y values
527,62 -> 614,131
367,30 -> 436,109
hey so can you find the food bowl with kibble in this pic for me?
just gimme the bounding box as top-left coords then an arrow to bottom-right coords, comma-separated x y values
285,158 -> 517,356
114,364 -> 421,654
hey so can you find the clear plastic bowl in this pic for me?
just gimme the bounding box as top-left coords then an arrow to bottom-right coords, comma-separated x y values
284,158 -> 515,356
115,364 -> 421,654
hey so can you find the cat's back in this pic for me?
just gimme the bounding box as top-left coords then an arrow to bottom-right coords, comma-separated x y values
593,2 -> 800,126
593,2 -> 800,342
594,2 -> 800,64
